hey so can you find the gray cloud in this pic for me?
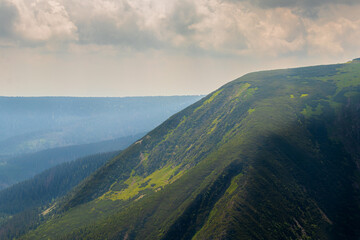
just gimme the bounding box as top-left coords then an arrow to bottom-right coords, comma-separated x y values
0,1 -> 18,39
167,1 -> 202,36
226,0 -> 360,9
2,0 -> 360,58
1,0 -> 360,98
60,0 -> 162,49
75,15 -> 160,49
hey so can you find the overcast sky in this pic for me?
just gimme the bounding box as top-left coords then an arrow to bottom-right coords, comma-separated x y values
0,0 -> 360,96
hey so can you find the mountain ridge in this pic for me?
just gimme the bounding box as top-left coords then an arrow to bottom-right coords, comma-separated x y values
22,60 -> 360,239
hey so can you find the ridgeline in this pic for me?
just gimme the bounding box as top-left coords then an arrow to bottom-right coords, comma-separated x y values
19,60 -> 360,239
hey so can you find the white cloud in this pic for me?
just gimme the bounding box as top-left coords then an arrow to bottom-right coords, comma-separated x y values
9,0 -> 77,44
1,0 -> 360,97
1,0 -> 360,57
305,4 -> 360,56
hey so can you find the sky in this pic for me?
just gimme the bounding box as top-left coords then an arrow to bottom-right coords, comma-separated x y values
0,0 -> 360,97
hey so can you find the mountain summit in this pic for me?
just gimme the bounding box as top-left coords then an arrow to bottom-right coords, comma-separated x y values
23,61 -> 360,239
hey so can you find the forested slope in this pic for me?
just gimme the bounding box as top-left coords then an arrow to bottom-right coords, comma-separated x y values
0,151 -> 119,239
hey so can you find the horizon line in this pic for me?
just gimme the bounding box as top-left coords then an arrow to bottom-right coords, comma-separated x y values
0,94 -> 205,98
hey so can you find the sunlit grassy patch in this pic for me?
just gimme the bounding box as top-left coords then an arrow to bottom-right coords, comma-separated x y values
99,164 -> 185,201
315,62 -> 360,93
207,117 -> 221,135
244,87 -> 258,99
301,104 -> 324,118
247,108 -> 255,114
194,89 -> 223,113
225,173 -> 243,195
233,83 -> 251,98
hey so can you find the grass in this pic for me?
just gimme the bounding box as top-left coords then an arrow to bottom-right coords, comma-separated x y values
301,104 -> 324,118
234,83 -> 251,98
194,89 -> 223,113
315,62 -> 360,93
98,164 -> 185,201
21,61 -> 360,240
247,108 -> 255,114
225,173 -> 243,195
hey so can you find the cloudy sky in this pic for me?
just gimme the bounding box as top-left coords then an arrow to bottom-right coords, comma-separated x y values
0,0 -> 360,96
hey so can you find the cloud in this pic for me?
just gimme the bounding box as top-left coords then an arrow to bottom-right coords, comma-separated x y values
61,0 -> 161,48
1,0 -> 360,98
0,0 -> 78,48
226,0 -> 360,10
306,5 -> 360,56
167,1 -> 202,36
0,0 -> 18,40
1,0 -> 360,58
225,0 -> 360,20
14,0 -> 77,44
166,1 -> 306,56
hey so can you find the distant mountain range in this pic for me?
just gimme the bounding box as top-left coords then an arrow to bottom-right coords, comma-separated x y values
0,96 -> 202,156
4,60 -> 360,239
0,134 -> 143,190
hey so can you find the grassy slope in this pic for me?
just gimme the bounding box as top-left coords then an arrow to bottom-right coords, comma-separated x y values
23,61 -> 360,239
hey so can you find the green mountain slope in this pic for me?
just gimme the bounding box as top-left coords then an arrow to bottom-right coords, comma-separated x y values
0,151 -> 118,240
23,60 -> 360,239
0,151 -> 120,215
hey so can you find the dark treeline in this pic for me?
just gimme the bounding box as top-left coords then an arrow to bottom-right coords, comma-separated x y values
0,151 -> 118,239
0,151 -> 118,214
0,134 -> 142,190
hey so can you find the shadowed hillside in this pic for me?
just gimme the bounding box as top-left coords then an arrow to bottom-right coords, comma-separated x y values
18,60 -> 360,240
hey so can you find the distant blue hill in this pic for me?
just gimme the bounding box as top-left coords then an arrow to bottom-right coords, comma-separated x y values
0,96 -> 203,156
0,133 -> 144,190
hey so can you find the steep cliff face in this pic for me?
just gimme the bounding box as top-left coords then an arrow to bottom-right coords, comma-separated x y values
24,61 -> 360,239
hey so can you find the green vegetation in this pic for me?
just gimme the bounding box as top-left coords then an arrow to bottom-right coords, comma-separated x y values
314,62 -> 360,93
203,89 -> 223,104
301,104 -> 324,118
247,108 -> 255,114
194,89 -> 222,112
99,164 -> 184,201
0,151 -> 118,240
234,82 -> 251,98
13,60 -> 360,240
